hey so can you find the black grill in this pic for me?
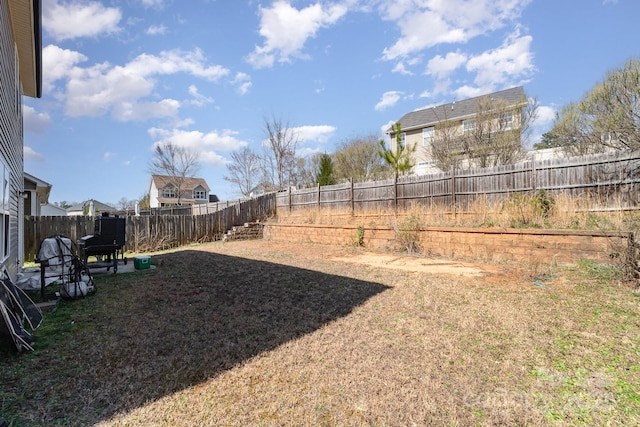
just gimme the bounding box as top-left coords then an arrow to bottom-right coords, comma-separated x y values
78,214 -> 126,273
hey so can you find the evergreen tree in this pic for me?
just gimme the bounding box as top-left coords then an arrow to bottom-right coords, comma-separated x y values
377,122 -> 416,180
316,153 -> 336,186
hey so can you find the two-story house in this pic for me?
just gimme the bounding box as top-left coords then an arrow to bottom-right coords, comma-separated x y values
389,86 -> 527,174
149,174 -> 211,208
1,0 -> 42,282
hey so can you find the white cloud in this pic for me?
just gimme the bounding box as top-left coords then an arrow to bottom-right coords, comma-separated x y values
23,106 -> 52,134
426,51 -> 468,79
148,128 -> 250,166
380,0 -> 532,61
233,73 -> 252,95
466,31 -> 535,87
126,49 -> 229,81
48,48 -> 229,121
187,85 -> 214,107
246,0 -> 348,68
292,125 -> 337,143
103,151 -> 116,161
453,85 -> 489,99
534,105 -> 556,127
380,120 -> 396,141
528,104 -> 557,149
42,45 -> 88,94
112,99 -> 182,122
146,24 -> 167,35
141,0 -> 166,7
43,0 -> 122,42
382,9 -> 465,61
442,30 -> 534,99
375,91 -> 402,111
392,62 -> 413,75
24,146 -> 44,162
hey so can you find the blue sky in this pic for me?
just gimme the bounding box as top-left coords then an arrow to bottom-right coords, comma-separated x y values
23,0 -> 640,206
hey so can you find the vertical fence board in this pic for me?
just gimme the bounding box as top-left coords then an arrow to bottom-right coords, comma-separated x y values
24,193 -> 278,262
280,151 -> 640,213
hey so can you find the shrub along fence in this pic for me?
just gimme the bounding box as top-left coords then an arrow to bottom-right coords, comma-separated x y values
277,151 -> 640,214
23,193 -> 277,262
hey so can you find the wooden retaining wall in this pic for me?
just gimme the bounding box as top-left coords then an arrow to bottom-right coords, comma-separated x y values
263,223 -> 629,265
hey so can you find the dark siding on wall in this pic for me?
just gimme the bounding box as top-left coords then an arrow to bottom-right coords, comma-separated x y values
0,2 -> 24,282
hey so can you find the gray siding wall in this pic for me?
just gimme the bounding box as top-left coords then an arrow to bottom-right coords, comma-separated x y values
0,1 -> 24,282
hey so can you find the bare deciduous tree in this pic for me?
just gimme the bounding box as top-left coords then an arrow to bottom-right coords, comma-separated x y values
262,116 -> 299,189
224,146 -> 262,198
550,57 -> 640,156
149,142 -> 200,205
116,197 -> 133,211
294,152 -> 324,188
333,134 -> 390,182
429,94 -> 536,170
429,118 -> 464,171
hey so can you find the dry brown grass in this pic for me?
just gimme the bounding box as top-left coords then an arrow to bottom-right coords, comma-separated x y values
1,241 -> 639,426
277,193 -> 640,232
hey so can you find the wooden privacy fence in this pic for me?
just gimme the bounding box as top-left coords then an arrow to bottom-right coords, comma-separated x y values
23,193 -> 277,262
277,151 -> 640,213
137,200 -> 246,216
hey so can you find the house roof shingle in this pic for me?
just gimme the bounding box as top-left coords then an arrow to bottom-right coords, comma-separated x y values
151,175 -> 210,192
392,86 -> 526,133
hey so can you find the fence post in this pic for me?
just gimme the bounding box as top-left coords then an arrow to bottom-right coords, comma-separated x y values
531,154 -> 537,194
317,183 -> 321,209
350,177 -> 354,216
451,168 -> 456,216
288,186 -> 292,213
394,175 -> 398,213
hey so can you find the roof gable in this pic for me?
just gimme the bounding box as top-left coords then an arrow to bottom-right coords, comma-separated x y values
67,200 -> 115,212
394,86 -> 526,132
150,175 -> 210,192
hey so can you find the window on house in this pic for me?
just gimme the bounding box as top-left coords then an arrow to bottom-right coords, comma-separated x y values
422,127 -> 435,146
193,190 -> 206,199
0,161 -> 10,261
463,119 -> 476,133
162,187 -> 177,198
499,112 -> 514,130
397,132 -> 406,149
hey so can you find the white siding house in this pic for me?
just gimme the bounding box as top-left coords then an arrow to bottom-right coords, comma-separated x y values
149,175 -> 211,208
389,87 -> 527,174
40,204 -> 67,216
1,0 -> 42,280
23,172 -> 51,217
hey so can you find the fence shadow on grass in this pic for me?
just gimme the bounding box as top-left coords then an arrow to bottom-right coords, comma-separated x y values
0,249 -> 389,426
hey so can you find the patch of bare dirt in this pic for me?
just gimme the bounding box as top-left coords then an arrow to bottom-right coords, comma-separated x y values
332,252 -> 498,277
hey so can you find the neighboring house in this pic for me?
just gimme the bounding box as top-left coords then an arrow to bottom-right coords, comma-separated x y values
1,1 -> 42,280
40,203 -> 67,216
67,200 -> 116,217
149,174 -> 211,208
389,86 -> 527,174
23,172 -> 51,217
